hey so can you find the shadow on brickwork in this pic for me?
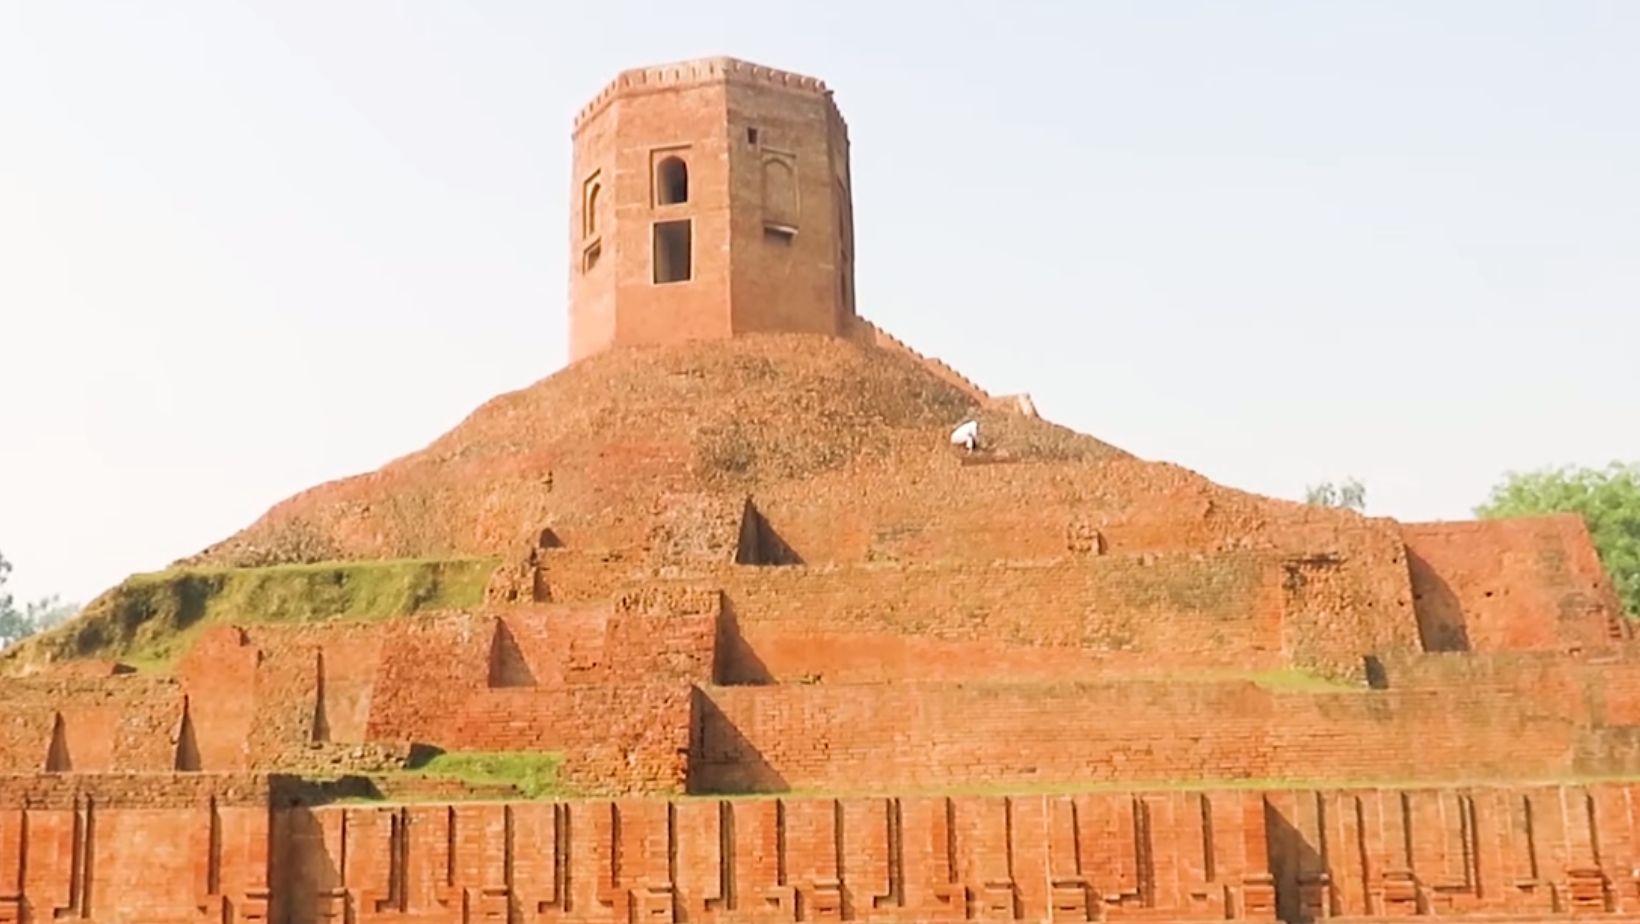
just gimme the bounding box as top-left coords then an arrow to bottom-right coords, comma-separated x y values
686,687 -> 787,795
487,619 -> 537,688
1265,796 -> 1326,924
45,712 -> 71,772
175,702 -> 202,771
270,802 -> 343,916
712,597 -> 774,685
1408,549 -> 1472,653
735,500 -> 803,566
269,773 -> 385,807
312,652 -> 333,744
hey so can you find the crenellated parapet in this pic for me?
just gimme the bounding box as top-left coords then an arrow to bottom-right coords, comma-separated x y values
847,316 -> 993,404
573,56 -> 835,133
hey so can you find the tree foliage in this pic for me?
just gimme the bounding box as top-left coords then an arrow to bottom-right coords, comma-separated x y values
0,552 -> 78,649
1305,478 -> 1367,512
1476,463 -> 1640,618
0,555 -> 27,648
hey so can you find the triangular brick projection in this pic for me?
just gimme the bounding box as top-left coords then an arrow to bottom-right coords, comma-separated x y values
44,712 -> 70,772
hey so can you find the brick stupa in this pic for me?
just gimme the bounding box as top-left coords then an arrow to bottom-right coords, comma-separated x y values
3,58 -> 1639,924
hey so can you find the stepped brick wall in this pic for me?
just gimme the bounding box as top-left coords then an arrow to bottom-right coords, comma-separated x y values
535,552 -> 1419,682
0,501 -> 1626,799
18,657 -> 1640,793
8,777 -> 1640,922
447,684 -> 695,790
176,627 -> 264,769
721,463 -> 1345,568
1403,515 -> 1628,653
689,675 -> 1638,793
4,576 -> 1639,793
0,594 -> 714,791
521,509 -> 1620,684
0,676 -> 181,773
1381,648 -> 1640,713
717,555 -> 1290,678
364,590 -> 719,791
362,612 -> 497,746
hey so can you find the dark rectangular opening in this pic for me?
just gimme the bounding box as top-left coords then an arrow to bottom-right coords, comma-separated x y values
653,219 -> 692,284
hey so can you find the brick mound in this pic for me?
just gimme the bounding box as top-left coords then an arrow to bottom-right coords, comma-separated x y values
4,332 -> 1639,923
186,334 -> 1124,568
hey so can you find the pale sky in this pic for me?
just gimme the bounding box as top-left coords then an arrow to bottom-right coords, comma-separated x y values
2,1 -> 1637,606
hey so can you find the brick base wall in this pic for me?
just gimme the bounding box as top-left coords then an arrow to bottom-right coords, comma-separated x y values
8,777 -> 1640,923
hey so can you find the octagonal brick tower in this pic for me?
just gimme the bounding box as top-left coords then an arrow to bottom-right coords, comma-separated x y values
568,57 -> 857,362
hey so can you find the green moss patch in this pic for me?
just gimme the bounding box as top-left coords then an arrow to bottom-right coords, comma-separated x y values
5,557 -> 495,671
1230,667 -> 1362,693
406,750 -> 567,800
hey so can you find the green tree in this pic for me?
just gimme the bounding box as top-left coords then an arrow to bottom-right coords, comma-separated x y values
0,552 -> 78,649
1476,463 -> 1640,618
1305,478 -> 1367,512
25,596 -> 77,633
0,553 -> 31,647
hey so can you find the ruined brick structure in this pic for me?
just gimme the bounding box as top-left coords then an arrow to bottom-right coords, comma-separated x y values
2,57 -> 1635,922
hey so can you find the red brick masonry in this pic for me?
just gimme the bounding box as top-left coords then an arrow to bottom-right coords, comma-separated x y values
6,776 -> 1640,923
4,56 -> 1635,924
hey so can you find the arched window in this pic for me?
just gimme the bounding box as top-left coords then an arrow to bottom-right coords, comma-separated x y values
583,182 -> 600,238
656,156 -> 689,205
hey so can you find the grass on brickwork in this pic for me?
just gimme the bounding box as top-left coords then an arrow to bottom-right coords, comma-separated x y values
0,557 -> 495,673
405,750 -> 568,800
1236,667 -> 1363,693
